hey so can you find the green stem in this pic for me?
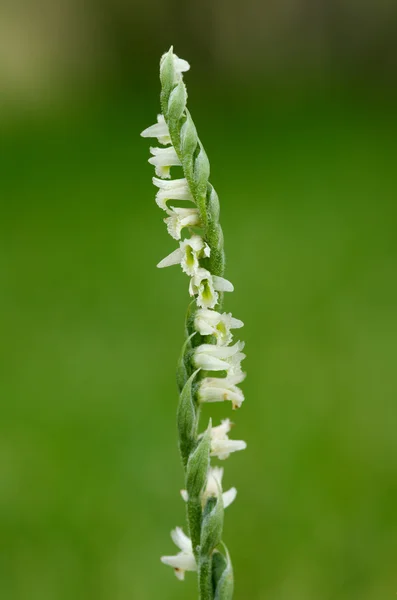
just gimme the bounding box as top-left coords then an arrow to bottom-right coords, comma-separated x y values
199,556 -> 214,600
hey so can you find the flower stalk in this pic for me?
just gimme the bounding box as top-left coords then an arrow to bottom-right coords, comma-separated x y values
141,47 -> 246,600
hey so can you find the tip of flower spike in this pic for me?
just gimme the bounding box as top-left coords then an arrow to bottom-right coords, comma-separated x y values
175,56 -> 190,74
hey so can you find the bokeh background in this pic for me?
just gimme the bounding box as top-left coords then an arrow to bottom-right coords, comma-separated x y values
1,1 -> 397,599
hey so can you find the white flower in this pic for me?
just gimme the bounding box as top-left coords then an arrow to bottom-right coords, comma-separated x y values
161,527 -> 197,580
189,268 -> 234,309
194,308 -> 244,345
180,466 -> 237,509
193,340 -> 245,372
210,419 -> 247,460
164,206 -> 201,240
140,114 -> 171,145
149,146 -> 181,179
157,235 -> 210,276
161,50 -> 190,83
153,177 -> 194,211
198,370 -> 246,409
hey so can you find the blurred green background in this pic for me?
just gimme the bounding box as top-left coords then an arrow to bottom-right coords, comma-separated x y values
1,1 -> 397,599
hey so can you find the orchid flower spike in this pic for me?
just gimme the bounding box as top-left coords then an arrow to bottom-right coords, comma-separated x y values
160,49 -> 190,83
142,47 -> 247,595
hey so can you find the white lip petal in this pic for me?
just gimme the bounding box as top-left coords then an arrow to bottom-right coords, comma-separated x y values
161,553 -> 196,572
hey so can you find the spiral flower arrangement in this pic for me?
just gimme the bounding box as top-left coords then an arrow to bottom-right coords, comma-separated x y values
141,47 -> 246,600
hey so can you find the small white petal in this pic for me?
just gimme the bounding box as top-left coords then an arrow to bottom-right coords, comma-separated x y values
211,419 -> 233,439
140,114 -> 171,145
213,276 -> 234,292
171,527 -> 192,553
230,316 -> 244,329
180,489 -> 189,502
157,248 -> 184,269
223,487 -> 237,508
174,568 -> 185,581
174,56 -> 190,77
211,438 -> 247,460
